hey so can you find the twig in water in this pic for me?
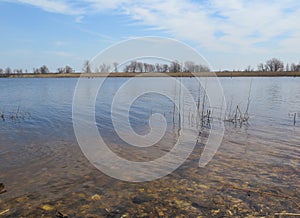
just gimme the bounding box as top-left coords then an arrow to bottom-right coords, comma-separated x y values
0,209 -> 10,215
274,212 -> 300,217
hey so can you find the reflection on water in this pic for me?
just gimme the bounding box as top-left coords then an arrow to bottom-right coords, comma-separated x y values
0,77 -> 300,217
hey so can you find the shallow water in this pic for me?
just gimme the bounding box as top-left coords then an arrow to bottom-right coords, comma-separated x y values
0,77 -> 299,217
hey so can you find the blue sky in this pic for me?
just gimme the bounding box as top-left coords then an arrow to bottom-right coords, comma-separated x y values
0,0 -> 300,71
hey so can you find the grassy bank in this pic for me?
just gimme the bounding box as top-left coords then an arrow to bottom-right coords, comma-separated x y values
1,71 -> 300,78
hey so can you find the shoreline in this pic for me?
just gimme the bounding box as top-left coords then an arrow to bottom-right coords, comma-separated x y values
1,71 -> 300,78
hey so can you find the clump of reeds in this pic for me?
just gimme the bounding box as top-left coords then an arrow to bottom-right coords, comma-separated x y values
224,105 -> 250,127
224,80 -> 252,127
162,78 -> 253,135
0,105 -> 31,123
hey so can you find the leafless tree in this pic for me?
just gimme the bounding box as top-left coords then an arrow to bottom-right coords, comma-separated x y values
290,62 -> 300,72
57,67 -> 64,74
83,60 -> 91,73
155,63 -> 162,72
184,61 -> 195,72
112,62 -> 118,72
170,61 -> 181,73
136,62 -> 144,72
285,63 -> 290,72
124,61 -> 138,73
40,65 -> 49,74
265,58 -> 284,72
65,66 -> 73,73
162,64 -> 169,72
0,68 -> 3,74
198,65 -> 210,72
97,63 -> 111,73
148,64 -> 155,72
33,68 -> 40,74
5,67 -> 12,75
244,65 -> 253,72
257,63 -> 265,71
12,69 -> 23,74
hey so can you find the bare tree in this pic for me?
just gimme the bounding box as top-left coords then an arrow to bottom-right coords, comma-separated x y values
184,61 -> 195,72
65,66 -> 73,73
148,64 -> 155,72
40,65 -> 49,74
0,68 -> 3,74
257,63 -> 265,71
131,61 -> 137,73
83,60 -> 91,73
162,64 -> 169,72
5,67 -> 12,75
112,62 -> 118,72
136,62 -> 144,72
97,63 -> 111,73
199,65 -> 210,72
57,67 -> 64,74
170,61 -> 181,73
155,63 -> 162,72
290,62 -> 300,72
33,68 -> 40,74
123,65 -> 130,72
285,63 -> 290,72
265,58 -> 284,72
124,61 -> 138,73
244,65 -> 253,72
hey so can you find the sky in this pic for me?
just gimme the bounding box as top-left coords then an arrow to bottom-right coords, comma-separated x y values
0,0 -> 300,72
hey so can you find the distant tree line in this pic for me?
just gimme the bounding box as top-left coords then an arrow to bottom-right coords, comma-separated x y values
120,61 -> 210,73
81,60 -> 210,73
0,65 -> 74,75
1,58 -> 300,75
244,58 -> 300,72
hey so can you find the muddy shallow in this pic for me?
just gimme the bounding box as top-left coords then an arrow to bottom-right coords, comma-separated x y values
1,124 -> 299,217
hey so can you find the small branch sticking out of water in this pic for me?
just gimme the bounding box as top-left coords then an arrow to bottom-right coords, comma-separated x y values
274,212 -> 300,217
289,112 -> 298,126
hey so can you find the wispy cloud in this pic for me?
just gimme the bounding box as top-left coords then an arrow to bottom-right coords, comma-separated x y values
3,0 -> 84,15
45,51 -> 75,58
75,15 -> 84,23
54,41 -> 66,47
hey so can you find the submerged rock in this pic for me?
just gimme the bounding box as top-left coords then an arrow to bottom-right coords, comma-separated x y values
132,195 -> 151,204
0,183 -> 6,194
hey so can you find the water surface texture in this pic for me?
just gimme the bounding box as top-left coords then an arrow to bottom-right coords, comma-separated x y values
0,77 -> 299,217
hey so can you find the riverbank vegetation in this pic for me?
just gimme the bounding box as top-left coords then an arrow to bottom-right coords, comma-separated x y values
1,58 -> 300,78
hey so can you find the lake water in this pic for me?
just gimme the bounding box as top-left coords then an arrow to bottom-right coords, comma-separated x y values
0,77 -> 299,217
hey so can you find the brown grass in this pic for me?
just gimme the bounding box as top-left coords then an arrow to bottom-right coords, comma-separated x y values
1,71 -> 300,78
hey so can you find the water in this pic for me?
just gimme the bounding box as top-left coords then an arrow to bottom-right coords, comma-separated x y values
0,77 -> 299,217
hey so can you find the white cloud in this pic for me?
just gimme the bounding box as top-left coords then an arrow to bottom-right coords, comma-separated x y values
75,15 -> 84,23
3,0 -> 84,15
49,51 -> 74,57
5,0 -> 300,55
54,41 -> 66,46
